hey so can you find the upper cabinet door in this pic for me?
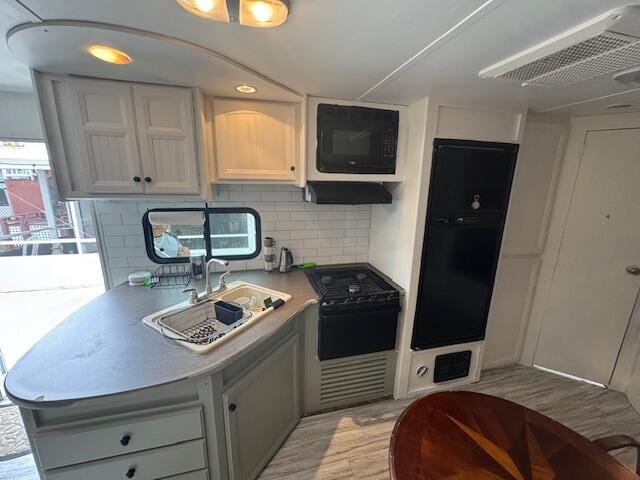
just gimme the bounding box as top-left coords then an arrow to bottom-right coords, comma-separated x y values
68,79 -> 144,194
213,99 -> 298,182
133,85 -> 199,195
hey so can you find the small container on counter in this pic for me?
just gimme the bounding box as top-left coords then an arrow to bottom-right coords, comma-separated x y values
264,237 -> 277,272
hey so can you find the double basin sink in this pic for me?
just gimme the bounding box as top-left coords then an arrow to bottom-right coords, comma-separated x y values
143,281 -> 291,353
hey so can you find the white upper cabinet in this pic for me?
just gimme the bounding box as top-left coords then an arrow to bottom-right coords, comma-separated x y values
68,78 -> 144,194
212,99 -> 299,183
133,85 -> 199,195
36,73 -> 201,198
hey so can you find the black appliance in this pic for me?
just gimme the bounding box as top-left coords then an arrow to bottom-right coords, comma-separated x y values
306,181 -> 392,205
306,266 -> 401,360
433,351 -> 472,383
411,139 -> 518,350
316,104 -> 399,174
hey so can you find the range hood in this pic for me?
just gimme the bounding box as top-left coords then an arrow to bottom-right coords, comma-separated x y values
305,182 -> 392,205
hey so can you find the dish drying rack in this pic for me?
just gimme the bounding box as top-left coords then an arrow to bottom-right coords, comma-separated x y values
150,264 -> 192,289
157,301 -> 253,345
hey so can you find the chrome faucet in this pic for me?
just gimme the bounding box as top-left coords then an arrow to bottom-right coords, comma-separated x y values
205,258 -> 230,294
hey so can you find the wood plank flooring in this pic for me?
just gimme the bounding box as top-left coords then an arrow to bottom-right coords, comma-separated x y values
2,365 -> 639,480
258,365 -> 640,479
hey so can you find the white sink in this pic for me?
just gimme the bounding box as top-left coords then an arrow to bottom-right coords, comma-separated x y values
142,281 -> 291,353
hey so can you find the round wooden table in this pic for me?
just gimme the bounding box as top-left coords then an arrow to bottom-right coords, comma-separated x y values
389,391 -> 640,480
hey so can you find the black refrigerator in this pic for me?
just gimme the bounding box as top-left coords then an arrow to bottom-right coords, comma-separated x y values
411,138 -> 518,351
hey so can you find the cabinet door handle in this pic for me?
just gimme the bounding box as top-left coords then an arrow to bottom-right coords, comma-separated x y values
290,166 -> 296,171
120,434 -> 131,446
126,467 -> 136,478
228,403 -> 237,412
144,176 -> 152,183
132,176 -> 141,183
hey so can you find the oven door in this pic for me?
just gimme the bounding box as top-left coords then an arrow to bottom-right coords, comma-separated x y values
318,303 -> 400,361
316,105 -> 398,174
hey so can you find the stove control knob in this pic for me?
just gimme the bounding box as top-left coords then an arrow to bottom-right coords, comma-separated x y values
344,298 -> 351,304
356,296 -> 365,303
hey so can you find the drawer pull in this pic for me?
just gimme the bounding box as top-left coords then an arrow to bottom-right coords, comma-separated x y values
126,467 -> 136,478
120,434 -> 131,446
228,403 -> 237,412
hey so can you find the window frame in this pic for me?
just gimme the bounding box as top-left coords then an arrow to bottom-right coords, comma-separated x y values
142,207 -> 262,264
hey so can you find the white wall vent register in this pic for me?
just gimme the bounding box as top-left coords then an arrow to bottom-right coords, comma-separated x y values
479,6 -> 640,87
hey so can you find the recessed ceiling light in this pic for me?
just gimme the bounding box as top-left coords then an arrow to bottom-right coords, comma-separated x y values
235,84 -> 257,94
87,45 -> 132,65
176,0 -> 288,27
176,0 -> 230,22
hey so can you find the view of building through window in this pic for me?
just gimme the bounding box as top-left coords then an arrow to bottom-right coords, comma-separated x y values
0,141 -> 104,373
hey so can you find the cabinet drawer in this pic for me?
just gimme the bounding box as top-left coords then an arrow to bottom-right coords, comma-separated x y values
164,469 -> 209,480
45,439 -> 207,480
35,407 -> 203,469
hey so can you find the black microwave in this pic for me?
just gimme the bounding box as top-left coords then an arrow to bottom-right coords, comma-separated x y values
316,104 -> 399,174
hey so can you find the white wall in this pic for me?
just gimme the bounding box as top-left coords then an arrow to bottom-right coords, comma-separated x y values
95,184 -> 372,288
483,113 -> 569,368
0,91 -> 43,140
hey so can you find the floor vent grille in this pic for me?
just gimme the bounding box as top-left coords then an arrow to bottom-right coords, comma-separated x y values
320,353 -> 388,406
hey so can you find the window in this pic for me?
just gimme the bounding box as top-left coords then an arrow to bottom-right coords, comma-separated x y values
142,207 -> 261,263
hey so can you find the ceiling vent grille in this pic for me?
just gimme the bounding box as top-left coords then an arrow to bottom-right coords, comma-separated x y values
480,7 -> 640,87
319,353 -> 388,406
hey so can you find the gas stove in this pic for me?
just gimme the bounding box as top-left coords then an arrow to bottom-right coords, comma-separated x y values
306,265 -> 401,360
306,265 -> 400,311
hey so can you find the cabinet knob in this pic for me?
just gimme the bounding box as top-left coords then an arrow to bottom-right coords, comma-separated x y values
132,176 -> 141,183
144,176 -> 152,183
290,166 -> 296,171
228,403 -> 237,412
120,434 -> 131,446
126,467 -> 136,478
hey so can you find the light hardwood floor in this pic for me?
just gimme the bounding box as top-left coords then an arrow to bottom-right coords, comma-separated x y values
258,365 -> 640,479
2,365 -> 640,480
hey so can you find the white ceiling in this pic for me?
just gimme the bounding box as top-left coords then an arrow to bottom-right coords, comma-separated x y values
1,0 -> 640,114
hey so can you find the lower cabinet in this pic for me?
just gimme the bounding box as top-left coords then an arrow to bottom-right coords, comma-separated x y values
46,439 -> 207,480
222,335 -> 300,480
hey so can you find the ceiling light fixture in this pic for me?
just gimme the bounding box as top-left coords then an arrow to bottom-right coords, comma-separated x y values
177,0 -> 289,28
87,45 -> 132,65
235,84 -> 257,94
176,0 -> 230,22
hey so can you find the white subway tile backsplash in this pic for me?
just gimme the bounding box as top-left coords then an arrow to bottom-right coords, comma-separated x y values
303,238 -> 331,248
100,214 -> 122,225
305,220 -> 333,230
290,211 -> 318,221
102,224 -> 143,237
229,191 -> 260,202
345,228 -> 369,238
95,185 -> 371,287
121,213 -> 143,225
290,230 -> 317,240
261,191 -> 293,201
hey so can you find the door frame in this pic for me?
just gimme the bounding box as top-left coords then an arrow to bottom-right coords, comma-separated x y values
521,112 -> 640,391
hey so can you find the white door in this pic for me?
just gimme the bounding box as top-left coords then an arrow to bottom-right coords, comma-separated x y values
213,99 -> 297,182
68,79 -> 144,194
534,128 -> 640,385
132,85 -> 199,195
